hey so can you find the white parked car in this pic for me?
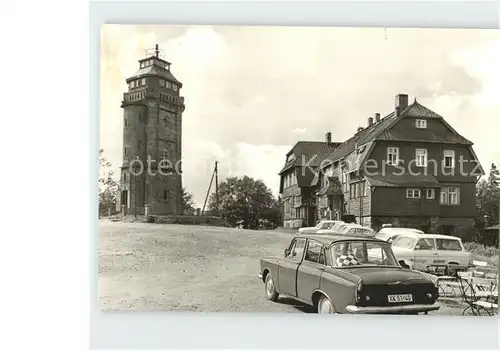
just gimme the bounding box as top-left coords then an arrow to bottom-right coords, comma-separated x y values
297,220 -> 343,234
324,223 -> 374,237
375,227 -> 424,243
390,233 -> 472,271
315,221 -> 345,234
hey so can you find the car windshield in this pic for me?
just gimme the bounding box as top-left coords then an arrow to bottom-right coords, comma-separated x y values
346,228 -> 373,236
391,236 -> 417,249
329,223 -> 343,231
330,241 -> 398,267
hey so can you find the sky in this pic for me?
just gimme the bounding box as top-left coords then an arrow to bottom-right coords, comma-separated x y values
100,25 -> 500,208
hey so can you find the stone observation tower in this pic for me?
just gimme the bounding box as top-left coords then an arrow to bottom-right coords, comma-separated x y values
116,45 -> 185,216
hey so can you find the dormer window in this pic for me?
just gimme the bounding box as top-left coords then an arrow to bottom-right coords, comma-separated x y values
416,119 -> 427,128
173,84 -> 178,92
141,78 -> 146,86
166,81 -> 171,89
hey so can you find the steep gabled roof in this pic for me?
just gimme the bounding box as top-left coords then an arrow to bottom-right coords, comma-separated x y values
278,141 -> 341,175
377,100 -> 472,144
323,99 -> 473,167
324,111 -> 397,164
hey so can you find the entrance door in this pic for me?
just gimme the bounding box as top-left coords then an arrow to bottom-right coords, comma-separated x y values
121,190 -> 128,207
307,207 -> 316,226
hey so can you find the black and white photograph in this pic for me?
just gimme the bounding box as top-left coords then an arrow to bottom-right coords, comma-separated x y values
99,25 -> 499,315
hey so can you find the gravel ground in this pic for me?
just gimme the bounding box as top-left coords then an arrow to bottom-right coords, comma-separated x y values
99,221 -> 467,315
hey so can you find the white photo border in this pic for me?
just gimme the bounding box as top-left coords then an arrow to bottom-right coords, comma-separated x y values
90,1 -> 500,349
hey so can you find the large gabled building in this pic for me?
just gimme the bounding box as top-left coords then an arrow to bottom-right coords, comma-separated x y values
278,134 -> 341,228
314,93 -> 484,238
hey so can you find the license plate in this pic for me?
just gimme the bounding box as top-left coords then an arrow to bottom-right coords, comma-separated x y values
388,294 -> 413,303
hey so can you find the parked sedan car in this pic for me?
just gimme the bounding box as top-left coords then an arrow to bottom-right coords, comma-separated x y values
375,227 -> 424,243
314,221 -> 345,234
298,220 -> 343,234
258,234 -> 440,314
336,223 -> 374,237
390,233 -> 472,272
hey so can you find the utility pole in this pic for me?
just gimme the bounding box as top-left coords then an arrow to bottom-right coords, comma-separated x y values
215,161 -> 219,215
202,165 -> 216,215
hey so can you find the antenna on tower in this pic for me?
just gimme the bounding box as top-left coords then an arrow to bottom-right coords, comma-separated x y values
144,44 -> 166,60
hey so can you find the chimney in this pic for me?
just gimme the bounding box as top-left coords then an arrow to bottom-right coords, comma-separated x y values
375,113 -> 381,122
325,132 -> 332,145
395,94 -> 409,117
368,117 -> 374,126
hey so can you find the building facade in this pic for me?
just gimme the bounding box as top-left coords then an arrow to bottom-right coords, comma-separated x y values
314,93 -> 484,238
278,134 -> 340,228
116,45 -> 185,216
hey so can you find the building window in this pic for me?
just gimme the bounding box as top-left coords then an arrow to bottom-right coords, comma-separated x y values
416,119 -> 427,128
163,190 -> 168,200
138,140 -> 142,150
123,173 -> 127,181
141,78 -> 146,86
387,147 -> 399,165
440,187 -> 460,205
426,188 -> 435,199
124,118 -> 127,127
159,79 -> 165,87
415,149 -> 427,167
173,84 -> 178,91
124,147 -> 127,156
406,188 -> 421,198
166,81 -> 171,89
160,149 -> 168,161
444,150 -> 455,168
130,81 -> 135,88
294,195 -> 301,207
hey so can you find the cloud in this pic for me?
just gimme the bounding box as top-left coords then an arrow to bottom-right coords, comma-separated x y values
100,25 -> 500,206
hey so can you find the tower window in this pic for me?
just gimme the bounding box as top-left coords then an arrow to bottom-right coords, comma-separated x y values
123,173 -> 127,181
124,147 -> 127,156
159,79 -> 165,87
141,78 -> 146,86
138,140 -> 142,150
163,190 -> 168,200
160,149 -> 168,161
172,84 -> 178,91
124,118 -> 127,126
130,81 -> 135,88
166,81 -> 171,89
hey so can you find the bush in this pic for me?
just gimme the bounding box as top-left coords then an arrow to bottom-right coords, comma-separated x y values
463,242 -> 499,258
146,215 -> 232,227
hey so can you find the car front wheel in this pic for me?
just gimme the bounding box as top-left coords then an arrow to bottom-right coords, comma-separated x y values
264,273 -> 279,301
317,296 -> 336,314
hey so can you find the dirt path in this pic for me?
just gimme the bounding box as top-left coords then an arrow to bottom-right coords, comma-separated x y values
99,221 -> 465,314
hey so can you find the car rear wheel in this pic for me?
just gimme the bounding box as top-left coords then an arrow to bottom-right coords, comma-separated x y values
317,296 -> 336,314
264,273 -> 279,301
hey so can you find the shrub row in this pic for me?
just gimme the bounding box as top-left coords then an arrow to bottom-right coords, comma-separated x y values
463,242 -> 499,258
146,215 -> 232,227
